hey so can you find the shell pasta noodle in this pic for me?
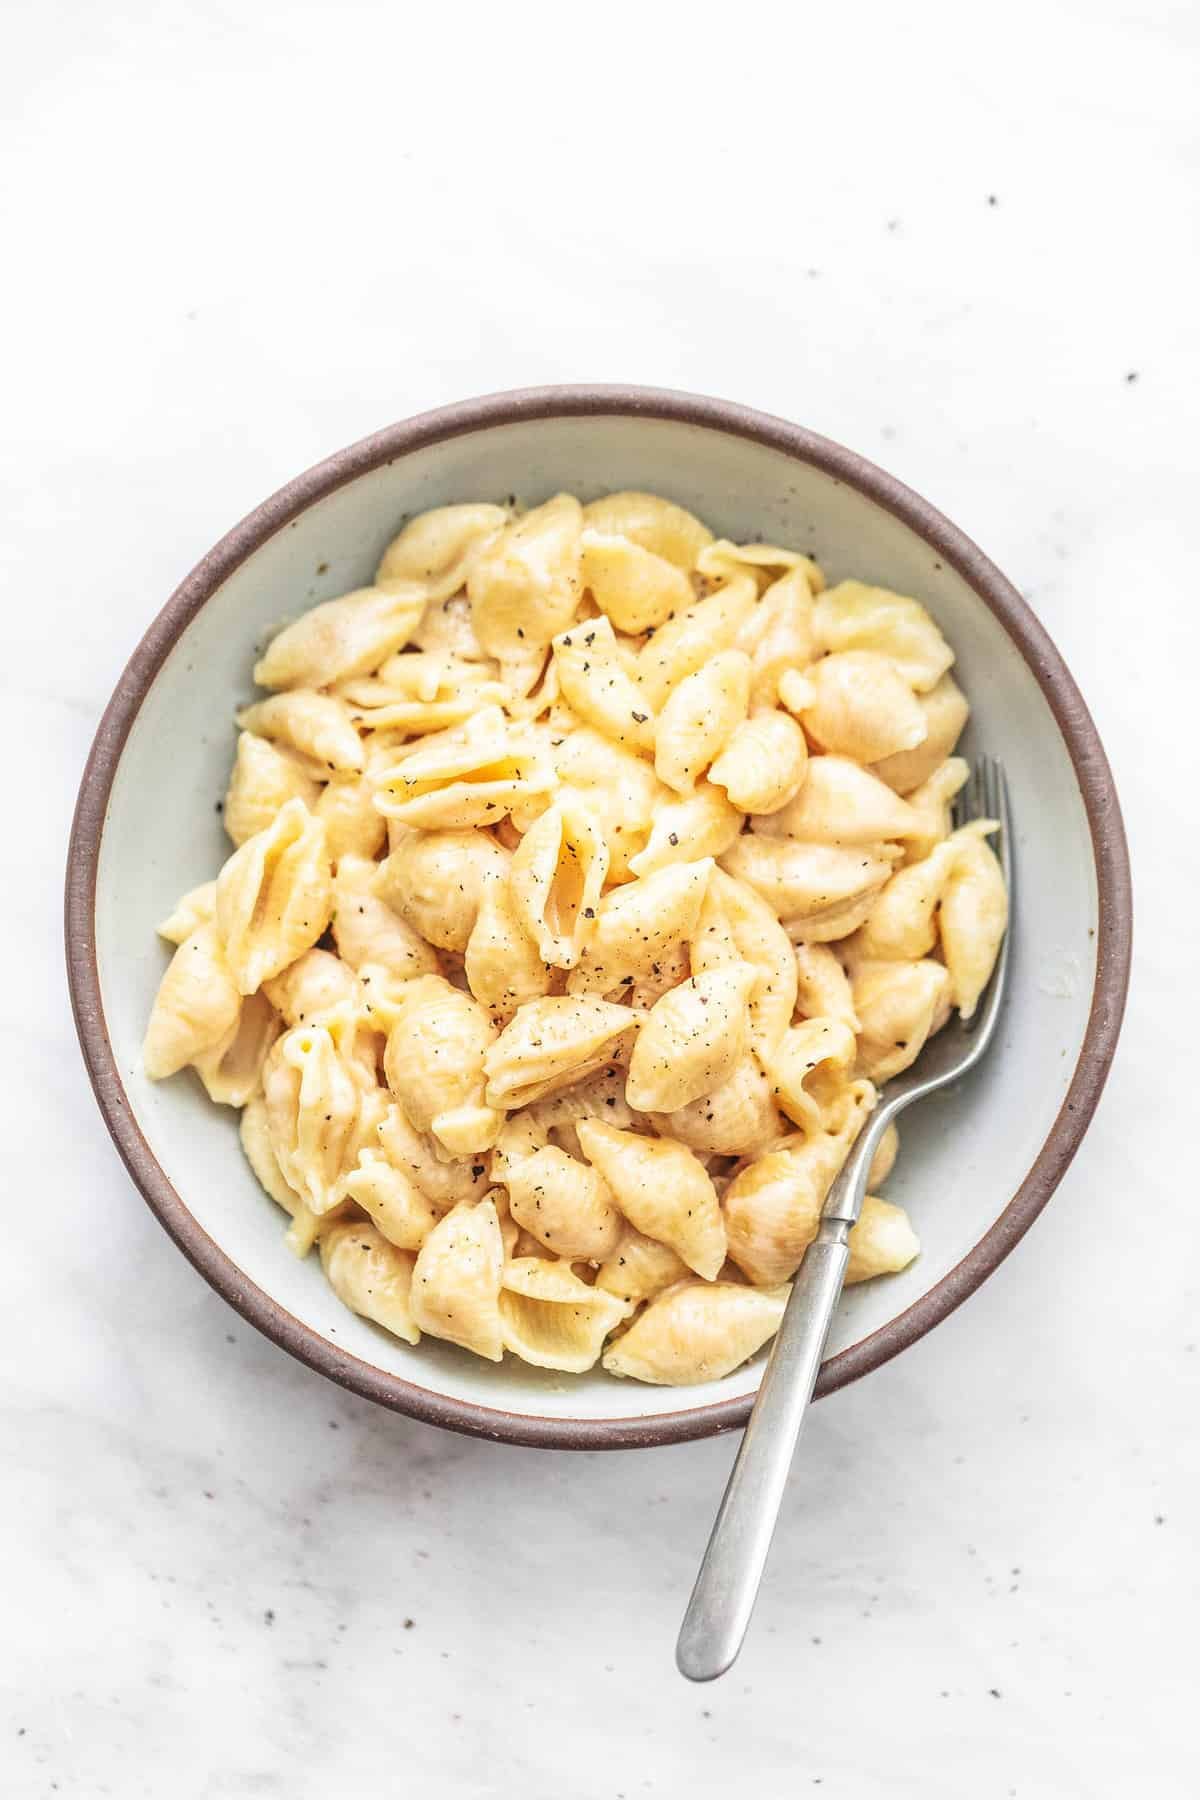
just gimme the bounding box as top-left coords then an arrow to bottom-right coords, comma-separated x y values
142,492 -> 1008,1385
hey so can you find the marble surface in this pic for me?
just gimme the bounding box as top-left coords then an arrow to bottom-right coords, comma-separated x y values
5,1 -> 1198,1793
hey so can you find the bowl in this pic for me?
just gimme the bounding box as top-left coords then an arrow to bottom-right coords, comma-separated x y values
66,385 -> 1131,1449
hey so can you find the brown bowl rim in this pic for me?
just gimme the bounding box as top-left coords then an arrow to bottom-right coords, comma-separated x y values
65,383 -> 1132,1450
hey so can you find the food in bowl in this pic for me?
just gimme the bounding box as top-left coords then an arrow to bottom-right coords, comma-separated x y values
142,491 -> 1007,1385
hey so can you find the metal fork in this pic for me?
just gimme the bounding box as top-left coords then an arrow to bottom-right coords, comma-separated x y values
677,756 -> 1013,1683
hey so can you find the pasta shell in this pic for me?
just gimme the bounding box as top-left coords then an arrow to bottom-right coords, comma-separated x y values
372,706 -> 555,830
755,754 -> 921,845
143,922 -> 242,1080
338,654 -> 506,737
263,1025 -> 366,1214
783,897 -> 883,945
940,825 -> 1007,1018
156,880 -> 217,945
409,594 -> 490,663
761,1017 -> 858,1133
377,1103 -> 492,1209
580,529 -> 694,633
636,575 -> 758,708
466,494 -> 583,686
870,673 -> 970,794
314,772 -> 387,864
509,795 -> 609,969
193,989 -> 282,1107
224,732 -> 321,847
464,869 -> 553,1019
698,538 -> 824,595
410,1197 -> 505,1360
707,710 -> 808,815
321,1218 -> 420,1344
504,1144 -> 623,1261
334,1016 -> 386,1094
649,1052 -> 784,1156
484,996 -> 637,1109
376,502 -> 508,599
331,853 -> 440,980
237,692 -> 365,777
382,975 -> 500,1155
499,1258 -> 632,1373
784,651 -> 928,763
581,492 -> 712,569
575,1119 -> 726,1280
846,1195 -> 920,1283
902,756 -> 970,862
734,565 -> 820,705
377,826 -> 508,951
360,648 -> 489,701
551,615 -> 656,754
549,726 -> 665,880
490,1185 -> 521,1260
626,964 -> 756,1113
263,948 -> 362,1028
719,834 -> 897,942
814,579 -> 954,692
850,837 -> 961,961
627,782 -> 743,879
624,941 -> 691,1012
504,658 -> 563,730
706,867 -> 799,1056
655,649 -> 752,794
595,1230 -> 689,1305
688,876 -> 741,975
567,859 -> 711,995
352,690 -> 515,742
794,942 -> 860,1030
724,1088 -> 874,1285
488,1110 -> 549,1186
602,1281 -> 789,1384
254,585 -> 427,690
528,1063 -> 639,1137
341,1149 -> 440,1251
851,959 -> 954,1081
215,798 -> 333,994
240,1093 -> 321,1256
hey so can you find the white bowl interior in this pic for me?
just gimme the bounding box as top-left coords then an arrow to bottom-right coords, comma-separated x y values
94,414 -> 1098,1427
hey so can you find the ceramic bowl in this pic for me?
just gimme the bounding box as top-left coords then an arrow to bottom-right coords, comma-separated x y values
66,386 -> 1131,1449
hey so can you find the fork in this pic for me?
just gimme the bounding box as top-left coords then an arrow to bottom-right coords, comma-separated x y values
676,756 -> 1013,1682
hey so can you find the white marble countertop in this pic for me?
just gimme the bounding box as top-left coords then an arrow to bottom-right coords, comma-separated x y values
6,2 -> 1198,1794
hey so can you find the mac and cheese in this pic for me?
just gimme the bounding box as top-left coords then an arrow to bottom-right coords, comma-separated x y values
144,492 -> 1007,1385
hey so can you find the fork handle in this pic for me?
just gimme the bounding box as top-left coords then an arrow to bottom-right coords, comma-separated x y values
676,1220 -> 851,1683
